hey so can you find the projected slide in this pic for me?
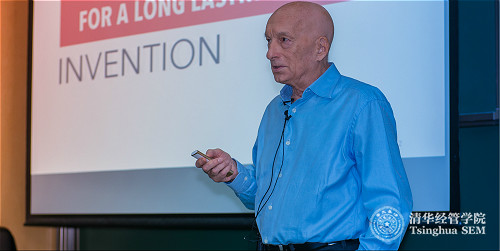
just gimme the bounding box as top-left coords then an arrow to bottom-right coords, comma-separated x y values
31,0 -> 449,215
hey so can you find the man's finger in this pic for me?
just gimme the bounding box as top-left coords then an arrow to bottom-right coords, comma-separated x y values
206,148 -> 224,159
211,160 -> 233,181
209,160 -> 227,176
201,158 -> 221,174
195,157 -> 208,168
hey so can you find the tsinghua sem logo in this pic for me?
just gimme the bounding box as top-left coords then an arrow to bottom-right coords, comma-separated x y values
370,206 -> 405,242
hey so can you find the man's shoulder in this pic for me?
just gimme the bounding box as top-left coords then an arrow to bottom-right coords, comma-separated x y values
260,95 -> 284,116
337,75 -> 388,103
266,95 -> 284,108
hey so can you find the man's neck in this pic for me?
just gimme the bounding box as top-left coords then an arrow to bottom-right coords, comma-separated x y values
289,61 -> 329,103
291,88 -> 304,103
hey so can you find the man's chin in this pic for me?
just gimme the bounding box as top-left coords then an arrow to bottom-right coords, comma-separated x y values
272,75 -> 288,84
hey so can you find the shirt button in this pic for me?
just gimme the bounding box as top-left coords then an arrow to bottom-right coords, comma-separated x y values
285,140 -> 290,145
244,176 -> 248,181
278,173 -> 282,178
268,205 -> 273,210
264,239 -> 269,244
292,108 -> 296,113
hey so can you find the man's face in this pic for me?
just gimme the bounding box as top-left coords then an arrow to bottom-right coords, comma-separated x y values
265,11 -> 317,86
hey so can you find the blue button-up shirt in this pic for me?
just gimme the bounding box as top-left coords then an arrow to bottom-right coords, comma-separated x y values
227,63 -> 413,250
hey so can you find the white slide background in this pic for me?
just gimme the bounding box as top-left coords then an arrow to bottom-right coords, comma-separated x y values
32,0 -> 447,175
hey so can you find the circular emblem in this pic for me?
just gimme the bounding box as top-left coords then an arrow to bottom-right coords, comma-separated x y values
370,206 -> 404,242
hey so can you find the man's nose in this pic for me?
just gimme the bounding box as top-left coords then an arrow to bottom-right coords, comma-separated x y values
266,41 -> 279,60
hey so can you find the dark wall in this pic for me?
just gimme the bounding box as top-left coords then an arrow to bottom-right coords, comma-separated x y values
79,1 -> 499,250
79,228 -> 257,250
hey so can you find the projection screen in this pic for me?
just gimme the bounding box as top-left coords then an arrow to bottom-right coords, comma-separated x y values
28,0 -> 457,226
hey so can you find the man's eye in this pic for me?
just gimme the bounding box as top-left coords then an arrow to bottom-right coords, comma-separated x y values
281,37 -> 289,42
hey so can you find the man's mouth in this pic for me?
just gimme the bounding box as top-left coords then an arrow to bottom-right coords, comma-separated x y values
271,65 -> 285,72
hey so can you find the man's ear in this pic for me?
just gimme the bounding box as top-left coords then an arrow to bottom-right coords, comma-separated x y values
316,36 -> 329,61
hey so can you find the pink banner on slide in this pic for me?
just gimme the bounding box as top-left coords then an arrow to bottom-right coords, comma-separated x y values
60,0 -> 343,47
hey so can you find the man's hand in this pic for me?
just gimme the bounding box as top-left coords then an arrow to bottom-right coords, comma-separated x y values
195,148 -> 238,183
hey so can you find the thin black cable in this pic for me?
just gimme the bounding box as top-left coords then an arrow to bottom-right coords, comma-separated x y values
244,109 -> 290,244
256,133 -> 286,217
256,114 -> 288,217
244,116 -> 288,244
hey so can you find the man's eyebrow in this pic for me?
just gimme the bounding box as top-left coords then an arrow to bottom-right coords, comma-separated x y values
276,32 -> 293,38
264,32 -> 294,38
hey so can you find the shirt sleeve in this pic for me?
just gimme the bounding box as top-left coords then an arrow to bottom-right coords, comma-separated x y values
352,99 -> 413,250
225,142 -> 259,210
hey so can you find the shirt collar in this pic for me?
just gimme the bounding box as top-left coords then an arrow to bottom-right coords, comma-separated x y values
280,62 -> 341,102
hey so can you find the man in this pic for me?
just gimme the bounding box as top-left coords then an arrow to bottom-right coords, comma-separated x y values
195,1 -> 413,250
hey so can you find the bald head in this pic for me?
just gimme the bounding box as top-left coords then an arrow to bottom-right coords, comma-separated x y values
271,1 -> 334,49
265,1 -> 334,90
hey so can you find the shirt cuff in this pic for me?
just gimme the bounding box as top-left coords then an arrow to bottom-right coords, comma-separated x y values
225,159 -> 252,194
